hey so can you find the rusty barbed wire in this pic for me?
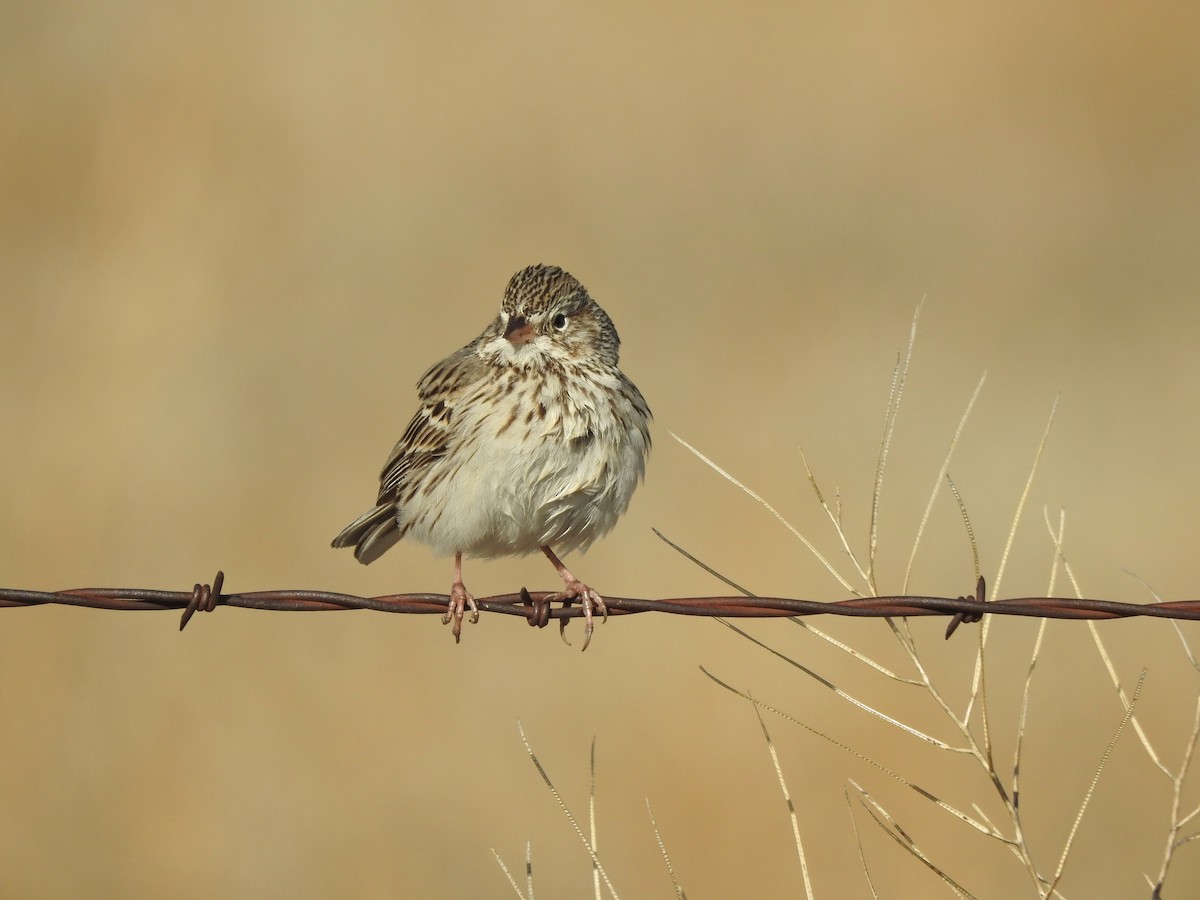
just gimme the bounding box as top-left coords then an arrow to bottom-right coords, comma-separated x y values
2,574 -> 1199,641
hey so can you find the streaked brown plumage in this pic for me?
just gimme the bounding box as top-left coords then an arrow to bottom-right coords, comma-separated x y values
332,264 -> 651,648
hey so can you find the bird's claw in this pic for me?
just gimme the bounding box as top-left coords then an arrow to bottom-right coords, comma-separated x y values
553,580 -> 606,651
443,581 -> 478,643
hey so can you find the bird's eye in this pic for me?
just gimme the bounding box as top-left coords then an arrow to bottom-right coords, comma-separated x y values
551,313 -> 568,331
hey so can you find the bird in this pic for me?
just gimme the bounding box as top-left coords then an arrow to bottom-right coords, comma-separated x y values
331,264 -> 651,649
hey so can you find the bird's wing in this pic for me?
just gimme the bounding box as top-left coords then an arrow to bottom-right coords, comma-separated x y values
376,346 -> 487,502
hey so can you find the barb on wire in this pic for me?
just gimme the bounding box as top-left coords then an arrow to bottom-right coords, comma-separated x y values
3,575 -> 1200,640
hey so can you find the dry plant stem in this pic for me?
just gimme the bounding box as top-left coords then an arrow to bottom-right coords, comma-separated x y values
1047,523 -> 1166,771
674,306 -> 1198,894
1009,510 -> 1062,862
973,617 -> 1000,802
678,347 -> 1039,887
702,669 -> 1005,843
656,526 -> 925,685
1150,694 -> 1200,895
865,605 -> 1048,889
869,471 -> 1051,893
693,545 -> 1026,882
516,721 -> 620,900
589,738 -> 601,900
991,391 -> 1061,599
867,302 -> 922,594
645,800 -> 687,900
941,474 -> 983,639
870,417 -> 1141,897
901,372 -> 987,593
1038,510 -> 1200,899
492,844 -> 533,900
945,476 -> 982,585
849,780 -> 977,899
963,394 -> 1059,725
844,786 -> 882,899
717,620 -> 953,746
751,700 -> 814,900
910,396 -> 1059,896
670,431 -> 857,594
676,335 -> 1072,894
798,445 -> 870,591
1045,670 -> 1146,898
651,528 -> 754,596
1114,582 -> 1200,895
861,622 -> 1047,888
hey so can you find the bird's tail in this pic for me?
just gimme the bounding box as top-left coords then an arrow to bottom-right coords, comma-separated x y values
331,504 -> 401,565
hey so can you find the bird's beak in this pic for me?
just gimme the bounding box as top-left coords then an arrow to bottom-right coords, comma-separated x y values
505,315 -> 534,345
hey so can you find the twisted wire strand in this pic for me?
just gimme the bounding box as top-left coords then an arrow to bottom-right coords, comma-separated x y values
2,574 -> 1197,636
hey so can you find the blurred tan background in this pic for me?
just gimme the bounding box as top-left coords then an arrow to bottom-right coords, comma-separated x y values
3,2 -> 1199,896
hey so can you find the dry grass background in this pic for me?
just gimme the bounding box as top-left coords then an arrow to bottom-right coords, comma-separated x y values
2,2 -> 1200,897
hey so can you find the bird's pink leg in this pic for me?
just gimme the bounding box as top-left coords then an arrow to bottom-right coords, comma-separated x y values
443,550 -> 479,643
541,545 -> 607,651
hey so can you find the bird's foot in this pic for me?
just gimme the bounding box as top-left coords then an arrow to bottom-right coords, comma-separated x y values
552,577 -> 607,652
442,579 -> 479,643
